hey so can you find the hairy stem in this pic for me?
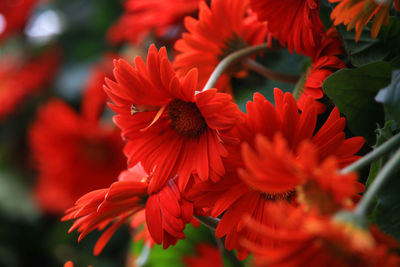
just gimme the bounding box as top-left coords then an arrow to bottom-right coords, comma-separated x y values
194,215 -> 220,231
340,132 -> 400,174
354,147 -> 400,217
243,58 -> 300,84
202,43 -> 271,91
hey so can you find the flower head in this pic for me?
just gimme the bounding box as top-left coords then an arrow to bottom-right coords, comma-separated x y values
173,0 -> 268,93
183,244 -> 224,267
104,44 -> 240,194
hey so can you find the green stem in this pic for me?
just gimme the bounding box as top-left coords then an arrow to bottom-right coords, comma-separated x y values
292,72 -> 307,100
354,147 -> 400,217
340,132 -> 400,174
243,58 -> 300,84
194,215 -> 220,231
202,43 -> 271,91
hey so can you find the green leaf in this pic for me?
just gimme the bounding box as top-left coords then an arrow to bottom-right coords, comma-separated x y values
375,70 -> 400,128
338,17 -> 400,67
365,121 -> 394,189
323,62 -> 392,144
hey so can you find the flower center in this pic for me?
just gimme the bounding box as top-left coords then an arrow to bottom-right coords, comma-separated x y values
262,190 -> 296,201
167,99 -> 206,137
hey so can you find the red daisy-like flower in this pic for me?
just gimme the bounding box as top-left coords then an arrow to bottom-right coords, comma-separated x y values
297,28 -> 346,113
250,0 -> 325,57
183,244 -> 224,267
174,0 -> 268,93
0,49 -> 61,121
104,44 -> 240,194
190,89 -> 364,259
243,204 -> 400,267
30,96 -> 126,213
107,0 -> 200,45
63,164 -> 194,254
0,0 -> 36,41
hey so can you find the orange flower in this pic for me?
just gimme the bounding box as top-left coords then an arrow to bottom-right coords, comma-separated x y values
243,204 -> 400,267
250,0 -> 325,56
190,89 -> 365,259
104,44 -> 240,194
173,0 -> 268,93
107,0 -> 200,45
0,49 -> 61,121
329,0 -> 399,42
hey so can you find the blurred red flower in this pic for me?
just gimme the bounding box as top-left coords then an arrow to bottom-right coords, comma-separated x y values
0,49 -> 61,121
244,204 -> 400,267
183,244 -> 223,267
107,0 -> 200,45
104,44 -> 240,194
0,0 -> 36,41
30,68 -> 126,212
173,0 -> 268,93
250,0 -> 325,57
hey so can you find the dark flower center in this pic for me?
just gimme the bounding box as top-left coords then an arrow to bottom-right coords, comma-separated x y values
167,99 -> 206,137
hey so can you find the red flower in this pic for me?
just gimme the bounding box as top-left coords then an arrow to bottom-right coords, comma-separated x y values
190,89 -> 364,259
174,0 -> 268,93
297,28 -> 346,113
0,49 -> 61,121
30,97 -> 126,213
243,204 -> 400,267
107,0 -> 200,45
104,44 -> 240,194
63,164 -> 194,254
250,0 -> 325,57
183,244 -> 223,267
0,0 -> 36,41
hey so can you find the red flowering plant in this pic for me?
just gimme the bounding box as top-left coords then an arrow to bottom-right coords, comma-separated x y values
1,0 -> 400,266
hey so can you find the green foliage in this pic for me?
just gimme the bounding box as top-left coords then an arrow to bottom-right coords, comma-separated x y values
323,62 -> 392,144
376,70 -> 400,129
338,17 -> 400,67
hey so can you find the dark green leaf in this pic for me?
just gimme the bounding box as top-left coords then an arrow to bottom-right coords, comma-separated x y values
338,17 -> 400,67
375,70 -> 400,128
323,62 -> 391,144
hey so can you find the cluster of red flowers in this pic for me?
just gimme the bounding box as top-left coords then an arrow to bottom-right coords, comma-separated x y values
1,0 -> 397,265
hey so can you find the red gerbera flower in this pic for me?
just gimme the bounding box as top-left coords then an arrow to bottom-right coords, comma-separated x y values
63,164 -> 194,254
0,49 -> 61,121
107,0 -> 200,45
297,28 -> 346,113
0,0 -> 36,41
243,204 -> 400,267
104,44 -> 240,194
190,89 -> 364,259
174,0 -> 268,93
30,96 -> 126,213
183,244 -> 224,267
329,0 -> 400,42
250,0 -> 325,56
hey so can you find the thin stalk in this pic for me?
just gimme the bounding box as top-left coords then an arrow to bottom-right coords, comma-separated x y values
194,215 -> 220,231
354,147 -> 400,217
292,72 -> 308,100
202,43 -> 271,91
243,58 -> 300,84
340,132 -> 400,174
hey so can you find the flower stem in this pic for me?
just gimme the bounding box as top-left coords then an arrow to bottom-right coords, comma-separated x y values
202,43 -> 271,91
354,147 -> 400,217
243,58 -> 300,84
340,132 -> 400,174
194,215 -> 220,231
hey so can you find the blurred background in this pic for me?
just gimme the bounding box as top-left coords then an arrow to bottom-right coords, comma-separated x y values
0,0 -> 310,266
